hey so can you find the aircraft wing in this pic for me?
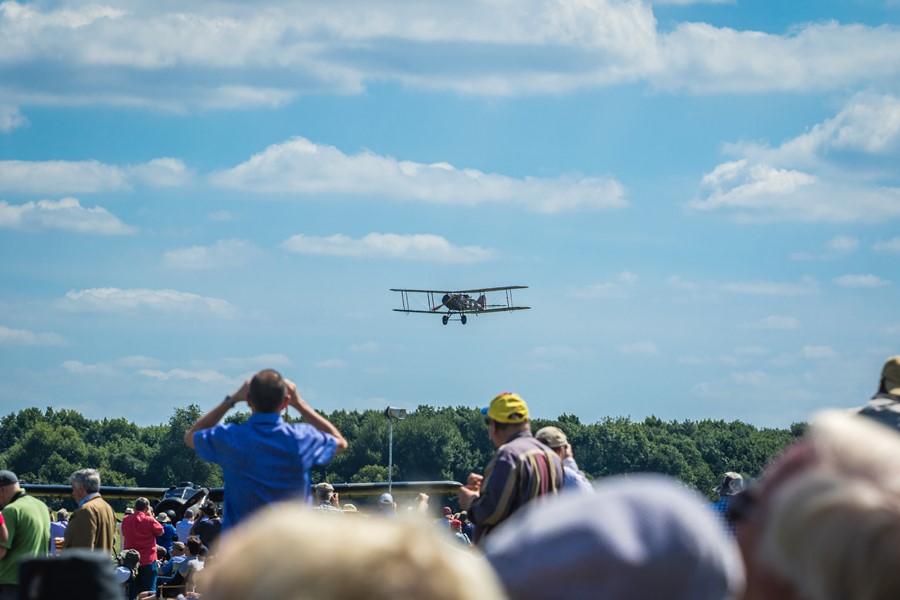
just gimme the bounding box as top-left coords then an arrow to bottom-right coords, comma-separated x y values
390,286 -> 527,294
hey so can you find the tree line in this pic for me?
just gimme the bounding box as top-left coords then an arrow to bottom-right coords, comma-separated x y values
0,405 -> 806,504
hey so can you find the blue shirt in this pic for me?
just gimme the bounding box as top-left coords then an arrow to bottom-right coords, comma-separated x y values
193,412 -> 338,530
156,523 -> 177,553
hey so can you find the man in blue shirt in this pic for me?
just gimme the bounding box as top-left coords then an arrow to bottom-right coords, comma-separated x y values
184,369 -> 348,531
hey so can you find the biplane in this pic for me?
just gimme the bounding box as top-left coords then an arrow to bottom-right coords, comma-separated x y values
391,286 -> 530,325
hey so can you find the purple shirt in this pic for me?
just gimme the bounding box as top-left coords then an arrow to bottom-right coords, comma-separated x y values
193,412 -> 338,531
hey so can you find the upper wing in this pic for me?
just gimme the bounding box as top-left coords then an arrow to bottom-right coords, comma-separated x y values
390,286 -> 527,294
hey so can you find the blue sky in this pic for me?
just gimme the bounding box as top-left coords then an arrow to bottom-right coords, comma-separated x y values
0,0 -> 898,428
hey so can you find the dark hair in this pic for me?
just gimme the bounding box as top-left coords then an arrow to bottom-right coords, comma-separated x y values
134,497 -> 150,511
201,502 -> 218,516
249,369 -> 286,413
186,538 -> 203,555
492,418 -> 527,432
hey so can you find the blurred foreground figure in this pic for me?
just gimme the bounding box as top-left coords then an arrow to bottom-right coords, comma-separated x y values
483,475 -> 745,600
734,411 -> 900,600
199,504 -> 508,600
856,355 -> 900,430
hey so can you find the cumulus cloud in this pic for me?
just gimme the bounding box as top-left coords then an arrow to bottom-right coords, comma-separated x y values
0,197 -> 136,235
873,237 -> 900,253
802,345 -> 838,359
163,239 -> 261,270
281,232 -> 494,263
722,276 -> 819,296
689,93 -> 900,222
570,271 -> 638,299
616,340 -> 659,357
791,235 -> 860,260
833,274 -> 890,288
3,1 -> 900,110
61,360 -> 117,376
0,325 -> 65,346
0,158 -> 192,195
58,287 -> 237,317
212,137 -> 626,214
741,315 -> 802,330
0,105 -> 27,132
137,368 -> 232,383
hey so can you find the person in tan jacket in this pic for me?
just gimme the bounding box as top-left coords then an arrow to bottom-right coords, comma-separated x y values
62,469 -> 116,556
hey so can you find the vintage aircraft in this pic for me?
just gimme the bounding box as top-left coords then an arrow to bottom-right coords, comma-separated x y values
391,285 -> 530,325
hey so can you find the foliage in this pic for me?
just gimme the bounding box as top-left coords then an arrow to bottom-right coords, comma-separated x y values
0,405 -> 805,499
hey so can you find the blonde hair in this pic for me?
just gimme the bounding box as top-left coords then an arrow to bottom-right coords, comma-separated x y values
763,411 -> 900,600
200,504 -> 508,600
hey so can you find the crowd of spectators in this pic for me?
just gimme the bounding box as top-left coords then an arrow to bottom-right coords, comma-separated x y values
1,358 -> 900,599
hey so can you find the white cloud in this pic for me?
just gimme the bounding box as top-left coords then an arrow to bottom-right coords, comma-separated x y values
61,360 -> 117,376
833,274 -> 890,288
0,197 -> 136,235
802,345 -> 838,359
163,239 -> 261,270
0,158 -> 192,194
0,160 -> 129,194
0,325 -> 65,346
212,137 -> 627,214
281,232 -> 494,264
315,359 -> 348,369
0,105 -> 27,132
616,340 -> 659,357
530,345 -> 591,359
3,2 -> 900,110
59,288 -> 237,317
350,342 -> 379,353
873,237 -> 900,253
690,94 -> 900,223
722,276 -> 819,296
112,355 -> 163,368
730,370 -> 770,387
742,315 -> 802,330
570,272 -> 638,299
137,368 -> 232,383
826,235 -> 859,253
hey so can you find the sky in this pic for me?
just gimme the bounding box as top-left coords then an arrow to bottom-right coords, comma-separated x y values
0,0 -> 898,429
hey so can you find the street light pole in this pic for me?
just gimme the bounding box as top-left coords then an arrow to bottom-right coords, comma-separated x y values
385,407 -> 407,494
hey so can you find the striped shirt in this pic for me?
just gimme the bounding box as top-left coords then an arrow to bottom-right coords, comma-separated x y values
469,429 -> 563,543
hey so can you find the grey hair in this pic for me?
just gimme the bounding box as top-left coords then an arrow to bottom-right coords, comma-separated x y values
69,468 -> 101,493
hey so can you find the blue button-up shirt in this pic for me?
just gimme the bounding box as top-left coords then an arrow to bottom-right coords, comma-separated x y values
193,412 -> 338,531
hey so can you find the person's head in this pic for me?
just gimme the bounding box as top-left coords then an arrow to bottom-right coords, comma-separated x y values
378,493 -> 395,512
535,426 -> 570,459
199,502 -> 508,600
315,482 -> 335,503
714,472 -> 745,498
68,468 -> 101,503
0,469 -> 20,507
248,369 -> 287,413
442,507 -> 452,518
186,538 -> 203,556
878,355 -> 900,395
184,508 -> 194,520
172,541 -> 185,556
482,392 -> 530,448
156,545 -> 168,561
484,474 -> 745,600
734,411 -> 900,600
56,508 -> 69,522
157,512 -> 170,523
134,497 -> 151,513
201,501 -> 218,517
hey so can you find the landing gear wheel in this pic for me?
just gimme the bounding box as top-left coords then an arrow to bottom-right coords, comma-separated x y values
442,315 -> 449,325
461,314 -> 467,325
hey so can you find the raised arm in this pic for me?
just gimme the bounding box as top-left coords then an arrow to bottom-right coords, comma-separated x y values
284,379 -> 348,456
183,380 -> 250,449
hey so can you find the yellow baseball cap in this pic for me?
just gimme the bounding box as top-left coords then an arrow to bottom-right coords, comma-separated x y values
482,392 -> 529,424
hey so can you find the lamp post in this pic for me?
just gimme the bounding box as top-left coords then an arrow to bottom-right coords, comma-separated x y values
385,406 -> 407,493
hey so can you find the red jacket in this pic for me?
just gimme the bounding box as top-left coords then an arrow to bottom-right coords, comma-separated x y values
122,511 -> 164,565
